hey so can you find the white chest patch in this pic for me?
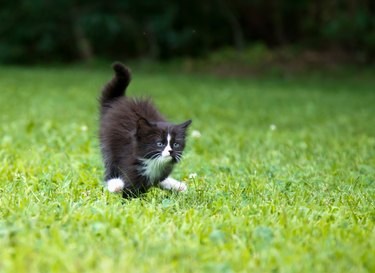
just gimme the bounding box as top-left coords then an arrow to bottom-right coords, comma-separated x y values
139,156 -> 172,183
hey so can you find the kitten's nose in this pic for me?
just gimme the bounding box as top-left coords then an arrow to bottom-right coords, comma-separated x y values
168,149 -> 173,155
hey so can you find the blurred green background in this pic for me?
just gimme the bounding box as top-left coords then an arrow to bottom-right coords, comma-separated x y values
1,0 -> 374,66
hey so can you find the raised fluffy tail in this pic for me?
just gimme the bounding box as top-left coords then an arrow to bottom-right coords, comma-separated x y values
100,62 -> 131,109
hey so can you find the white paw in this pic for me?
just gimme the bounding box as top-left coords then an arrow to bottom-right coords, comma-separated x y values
175,182 -> 187,192
159,178 -> 188,192
107,178 -> 125,193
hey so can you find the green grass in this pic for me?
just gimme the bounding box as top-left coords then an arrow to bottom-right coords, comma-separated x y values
0,65 -> 374,273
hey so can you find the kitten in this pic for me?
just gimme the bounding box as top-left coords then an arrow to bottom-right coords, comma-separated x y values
99,62 -> 192,198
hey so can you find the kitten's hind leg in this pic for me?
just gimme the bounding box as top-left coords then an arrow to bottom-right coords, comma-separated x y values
159,177 -> 187,192
106,178 -> 125,193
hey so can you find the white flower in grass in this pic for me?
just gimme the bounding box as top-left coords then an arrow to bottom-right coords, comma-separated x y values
81,125 -> 88,132
189,173 -> 198,179
191,130 -> 201,138
270,124 -> 277,131
2,135 -> 11,144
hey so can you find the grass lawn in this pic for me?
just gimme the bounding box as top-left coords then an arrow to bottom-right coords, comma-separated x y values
0,64 -> 374,273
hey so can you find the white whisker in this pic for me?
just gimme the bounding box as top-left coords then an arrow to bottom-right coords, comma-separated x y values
175,153 -> 183,162
143,150 -> 160,159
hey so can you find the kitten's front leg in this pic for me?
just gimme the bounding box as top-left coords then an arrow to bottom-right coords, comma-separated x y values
159,177 -> 187,192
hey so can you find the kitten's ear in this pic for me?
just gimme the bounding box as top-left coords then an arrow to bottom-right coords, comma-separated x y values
178,119 -> 192,130
136,117 -> 154,137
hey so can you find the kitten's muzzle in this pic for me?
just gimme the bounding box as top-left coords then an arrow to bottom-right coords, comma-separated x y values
161,147 -> 173,157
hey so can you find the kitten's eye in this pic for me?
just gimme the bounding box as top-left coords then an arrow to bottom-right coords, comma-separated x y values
173,143 -> 180,148
156,141 -> 164,147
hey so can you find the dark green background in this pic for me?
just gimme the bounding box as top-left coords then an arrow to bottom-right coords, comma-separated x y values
1,0 -> 374,64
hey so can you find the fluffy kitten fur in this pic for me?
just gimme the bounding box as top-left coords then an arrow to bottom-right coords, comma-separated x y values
99,62 -> 192,198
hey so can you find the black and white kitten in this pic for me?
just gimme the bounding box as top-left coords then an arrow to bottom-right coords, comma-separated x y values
99,62 -> 192,198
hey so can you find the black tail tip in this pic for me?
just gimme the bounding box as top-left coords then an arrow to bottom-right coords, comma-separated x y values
112,62 -> 131,78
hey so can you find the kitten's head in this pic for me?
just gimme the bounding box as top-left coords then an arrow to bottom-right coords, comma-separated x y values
136,118 -> 192,163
